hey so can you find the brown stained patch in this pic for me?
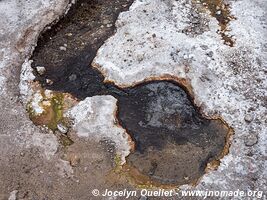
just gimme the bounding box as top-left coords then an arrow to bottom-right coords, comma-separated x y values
16,27 -> 35,53
199,0 -> 236,46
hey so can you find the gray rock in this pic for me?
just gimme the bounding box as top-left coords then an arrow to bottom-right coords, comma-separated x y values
103,19 -> 110,24
69,74 -> 77,81
244,113 -> 254,123
36,66 -> 46,75
57,123 -> 68,134
200,45 -> 209,50
59,46 -> 67,51
8,190 -> 18,200
46,79 -> 53,85
245,134 -> 258,147
206,51 -> 214,57
216,10 -> 222,15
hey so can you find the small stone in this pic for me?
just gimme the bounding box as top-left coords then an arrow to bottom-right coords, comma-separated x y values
183,54 -> 188,59
103,19 -> 110,24
8,190 -> 18,200
106,24 -> 112,28
189,54 -> 194,59
206,51 -> 214,57
84,167 -> 88,172
36,66 -> 46,75
244,134 -> 258,147
69,74 -> 77,81
66,33 -> 72,36
191,18 -> 199,24
44,89 -> 53,98
184,176 -> 189,180
192,12 -> 198,18
216,10 -> 221,15
69,154 -> 80,167
137,54 -> 144,62
200,45 -> 209,50
184,65 -> 190,73
59,46 -> 67,51
244,113 -> 254,123
57,123 -> 68,134
46,79 -> 53,85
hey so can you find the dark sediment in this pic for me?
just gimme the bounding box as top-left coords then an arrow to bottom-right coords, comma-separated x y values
117,81 -> 228,184
32,0 -> 131,98
30,0 -> 230,185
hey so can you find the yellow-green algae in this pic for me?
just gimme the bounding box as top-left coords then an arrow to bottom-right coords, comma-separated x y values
27,90 -> 73,146
47,93 -> 64,130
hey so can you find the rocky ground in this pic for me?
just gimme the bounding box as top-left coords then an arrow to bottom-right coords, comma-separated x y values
0,0 -> 266,199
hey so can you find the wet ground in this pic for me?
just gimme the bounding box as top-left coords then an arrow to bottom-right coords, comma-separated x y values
31,0 -> 230,185
117,82 -> 229,185
32,0 -> 131,98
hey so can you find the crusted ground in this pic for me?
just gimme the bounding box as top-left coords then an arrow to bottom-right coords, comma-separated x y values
93,0 -> 267,193
0,0 -> 266,199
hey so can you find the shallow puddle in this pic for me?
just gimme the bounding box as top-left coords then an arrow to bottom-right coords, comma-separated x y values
30,0 -> 231,186
32,0 -> 132,98
117,81 -> 229,184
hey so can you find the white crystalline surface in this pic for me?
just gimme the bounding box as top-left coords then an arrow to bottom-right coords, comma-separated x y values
93,0 -> 267,191
67,95 -> 132,163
